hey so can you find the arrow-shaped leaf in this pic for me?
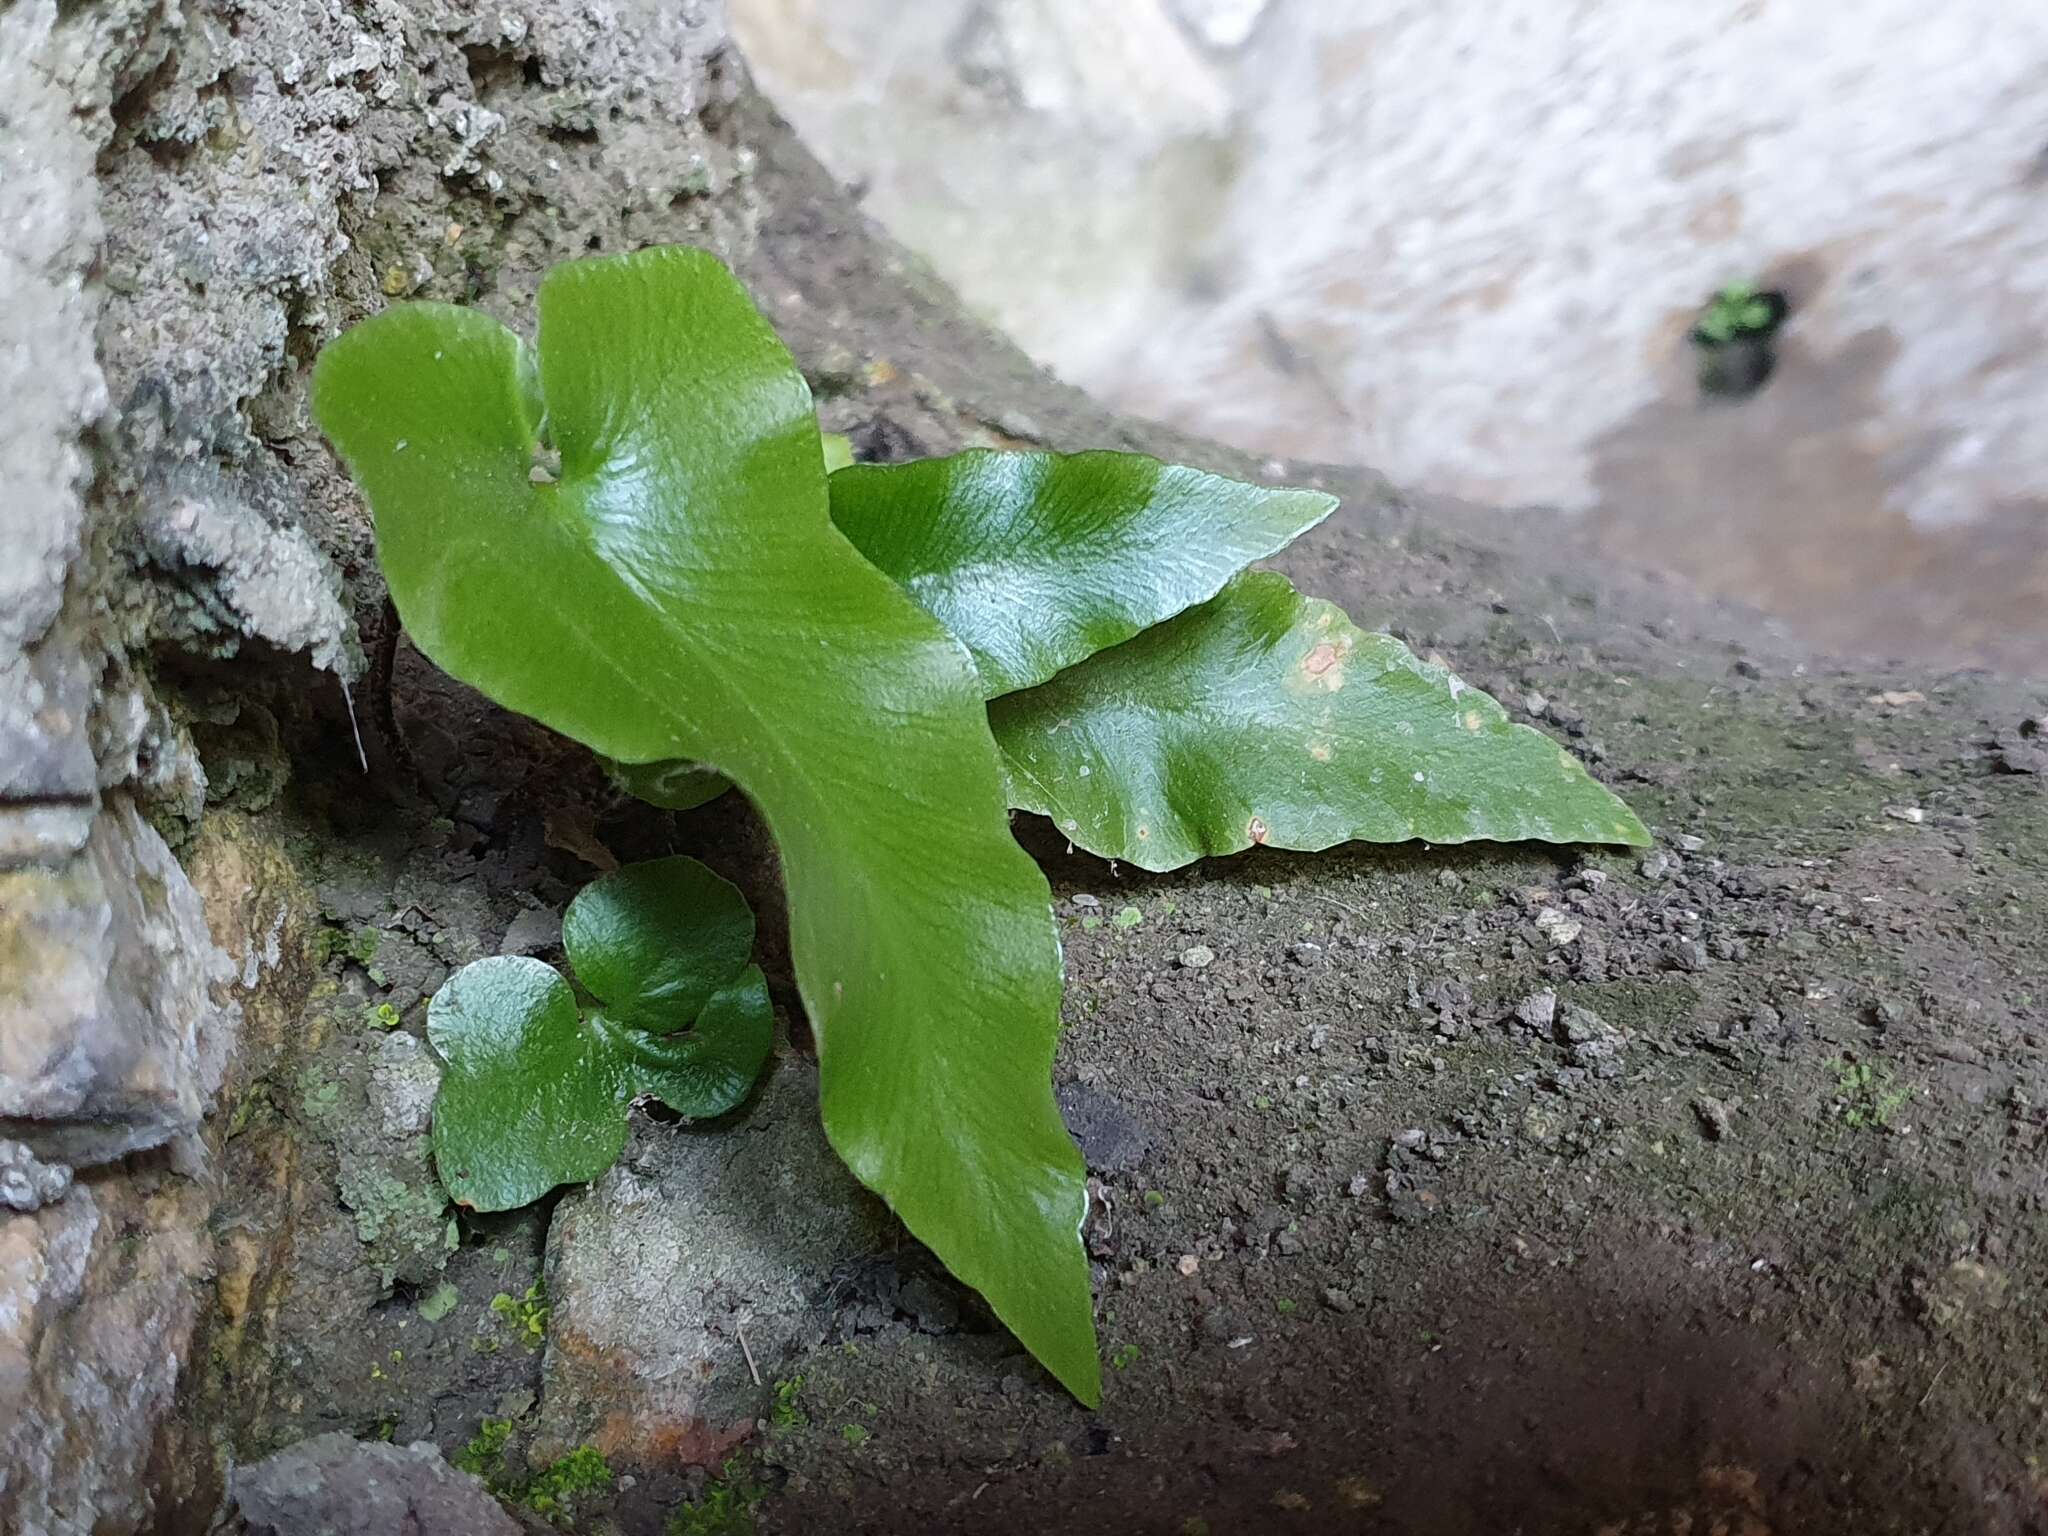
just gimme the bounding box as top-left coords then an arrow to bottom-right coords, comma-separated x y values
313,248 -> 1100,1404
990,570 -> 1652,872
612,450 -> 1333,817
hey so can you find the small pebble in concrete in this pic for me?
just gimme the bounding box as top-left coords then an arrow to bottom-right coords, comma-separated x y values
1694,1095 -> 1736,1140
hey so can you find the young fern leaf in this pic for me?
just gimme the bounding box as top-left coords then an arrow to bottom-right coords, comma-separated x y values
428,857 -> 772,1212
313,248 -> 1100,1405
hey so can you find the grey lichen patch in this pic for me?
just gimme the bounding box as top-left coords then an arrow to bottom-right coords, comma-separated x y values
0,1138 -> 75,1212
342,1166 -> 454,1270
296,1030 -> 452,1292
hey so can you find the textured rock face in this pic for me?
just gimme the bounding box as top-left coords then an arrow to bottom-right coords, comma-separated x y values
0,802 -> 233,1168
0,10 -> 243,1529
0,3 -> 109,868
0,1 -> 731,1525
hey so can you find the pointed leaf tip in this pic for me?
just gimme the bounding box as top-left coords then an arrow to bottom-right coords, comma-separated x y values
992,570 -> 1649,871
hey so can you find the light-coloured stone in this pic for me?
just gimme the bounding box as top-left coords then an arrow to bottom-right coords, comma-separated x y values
745,0 -> 2048,528
540,1058 -> 892,1462
1171,0 -> 1271,50
971,0 -> 1227,135
0,800 -> 234,1169
234,1434 -> 520,1536
0,1144 -> 73,1214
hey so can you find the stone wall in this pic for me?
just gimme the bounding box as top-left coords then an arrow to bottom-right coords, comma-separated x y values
0,2 -> 732,1529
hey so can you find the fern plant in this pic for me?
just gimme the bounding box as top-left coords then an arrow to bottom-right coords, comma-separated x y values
312,246 -> 1648,1406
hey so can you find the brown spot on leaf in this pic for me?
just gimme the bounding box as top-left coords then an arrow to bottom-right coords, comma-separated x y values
1309,743 -> 1332,762
1303,643 -> 1341,676
1461,710 -> 1483,732
1248,816 -> 1269,845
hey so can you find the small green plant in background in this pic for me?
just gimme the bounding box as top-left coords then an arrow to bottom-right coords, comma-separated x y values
1834,1058 -> 1911,1129
1110,1342 -> 1142,1371
430,857 -> 771,1212
666,1457 -> 767,1536
1690,280 -> 1789,398
454,1417 -> 515,1479
1694,281 -> 1779,345
489,1280 -> 551,1350
452,1416 -> 612,1529
314,244 -> 1649,1409
523,1445 -> 613,1525
768,1376 -> 807,1430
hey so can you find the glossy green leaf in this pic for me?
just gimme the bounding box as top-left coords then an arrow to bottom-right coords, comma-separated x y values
312,247 -> 1098,1404
830,450 -> 1336,695
613,450 -> 1331,815
427,857 -> 769,1210
562,855 -> 754,1029
429,956 -> 774,1212
991,570 -> 1651,872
